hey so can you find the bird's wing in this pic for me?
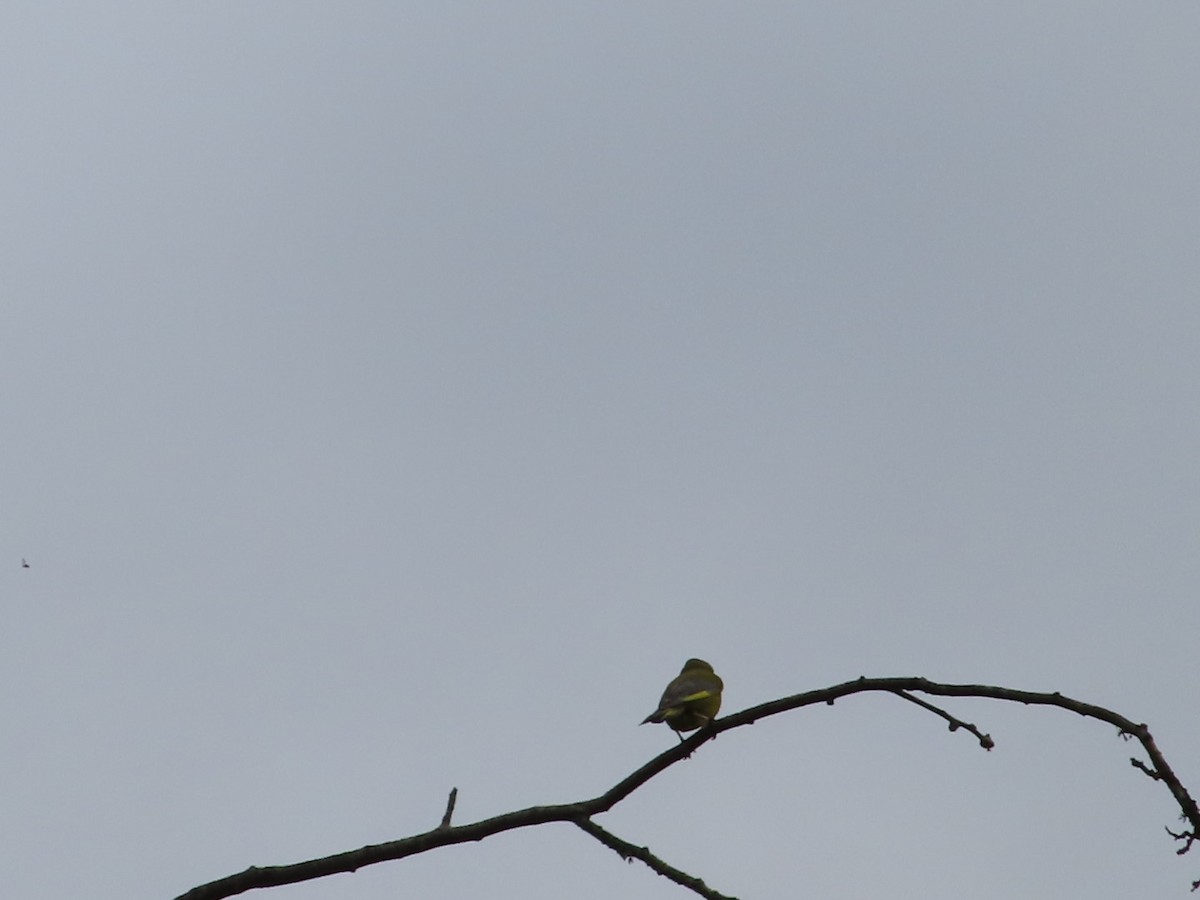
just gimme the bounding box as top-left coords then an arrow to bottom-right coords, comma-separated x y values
660,674 -> 716,708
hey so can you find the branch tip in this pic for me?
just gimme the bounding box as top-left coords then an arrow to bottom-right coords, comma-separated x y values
438,787 -> 458,830
891,690 -> 992,751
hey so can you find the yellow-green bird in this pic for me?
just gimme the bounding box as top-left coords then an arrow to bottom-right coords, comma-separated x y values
641,658 -> 724,738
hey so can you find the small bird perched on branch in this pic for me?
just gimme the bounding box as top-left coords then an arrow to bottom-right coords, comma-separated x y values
641,658 -> 724,739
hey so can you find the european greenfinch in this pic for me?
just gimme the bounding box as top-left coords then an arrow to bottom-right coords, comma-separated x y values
641,658 -> 723,738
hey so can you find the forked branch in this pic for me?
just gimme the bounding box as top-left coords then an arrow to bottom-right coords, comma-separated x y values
175,676 -> 1199,900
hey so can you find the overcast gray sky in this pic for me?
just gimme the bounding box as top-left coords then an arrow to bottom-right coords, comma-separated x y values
3,3 -> 1199,898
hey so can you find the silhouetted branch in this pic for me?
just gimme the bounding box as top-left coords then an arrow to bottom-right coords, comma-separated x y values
437,787 -> 457,830
891,689 -> 995,749
575,818 -> 737,900
175,676 -> 1199,900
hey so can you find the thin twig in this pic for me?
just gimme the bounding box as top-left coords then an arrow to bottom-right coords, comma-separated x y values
575,819 -> 737,900
437,788 -> 458,830
891,689 -> 995,749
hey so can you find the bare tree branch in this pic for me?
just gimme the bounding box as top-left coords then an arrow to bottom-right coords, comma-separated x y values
890,689 -> 994,749
575,818 -> 738,900
436,787 -> 458,830
175,676 -> 1199,900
